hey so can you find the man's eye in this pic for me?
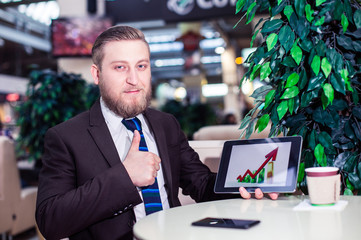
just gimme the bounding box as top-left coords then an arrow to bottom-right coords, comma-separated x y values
115,65 -> 125,70
138,64 -> 147,69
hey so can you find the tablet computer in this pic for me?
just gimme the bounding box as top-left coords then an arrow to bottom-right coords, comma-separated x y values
214,136 -> 303,193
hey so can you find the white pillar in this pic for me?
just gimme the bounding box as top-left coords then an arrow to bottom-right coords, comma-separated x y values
221,46 -> 240,121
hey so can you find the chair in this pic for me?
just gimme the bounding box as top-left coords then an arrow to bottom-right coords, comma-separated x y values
0,136 -> 38,239
192,124 -> 272,140
178,140 -> 226,205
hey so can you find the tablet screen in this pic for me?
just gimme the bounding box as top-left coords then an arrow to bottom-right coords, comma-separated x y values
214,136 -> 303,193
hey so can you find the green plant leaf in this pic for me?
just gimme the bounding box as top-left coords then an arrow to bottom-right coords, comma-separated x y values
284,5 -> 294,22
282,56 -> 297,67
290,43 -> 302,65
343,154 -> 357,173
308,129 -> 317,150
311,55 -> 321,75
341,13 -> 349,33
281,86 -> 299,99
288,98 -> 295,114
314,144 -> 327,166
307,74 -> 324,91
337,35 -> 354,51
358,162 -> 361,179
305,4 -> 314,22
294,0 -> 306,17
354,9 -> 361,29
250,29 -> 260,48
323,83 -> 334,105
256,114 -> 270,132
297,162 -> 305,183
245,121 -> 255,139
340,68 -> 353,92
266,33 -> 278,51
264,89 -> 276,109
285,72 -> 300,88
250,64 -> 261,81
246,2 -> 257,24
298,70 -> 307,90
279,25 -> 295,52
239,115 -> 251,129
349,173 -> 361,189
299,39 -> 312,52
250,85 -> 273,99
260,62 -> 272,80
346,178 -> 354,191
277,101 -> 288,120
326,48 -> 343,72
300,92 -> 312,107
344,188 -> 354,195
316,0 -> 327,7
272,0 -> 287,17
261,19 -> 283,33
314,16 -> 325,26
236,0 -> 246,14
318,131 -> 334,150
321,57 -> 332,78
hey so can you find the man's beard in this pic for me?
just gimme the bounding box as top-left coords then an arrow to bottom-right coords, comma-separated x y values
99,81 -> 152,119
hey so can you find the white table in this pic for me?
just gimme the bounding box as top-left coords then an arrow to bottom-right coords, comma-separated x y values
134,195 -> 361,240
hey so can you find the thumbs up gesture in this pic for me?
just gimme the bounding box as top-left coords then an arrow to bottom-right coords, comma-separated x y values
123,130 -> 161,187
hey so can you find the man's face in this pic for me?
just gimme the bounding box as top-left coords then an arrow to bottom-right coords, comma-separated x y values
91,40 -> 152,118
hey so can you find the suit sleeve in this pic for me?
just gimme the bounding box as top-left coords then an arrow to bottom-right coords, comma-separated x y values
36,127 -> 142,239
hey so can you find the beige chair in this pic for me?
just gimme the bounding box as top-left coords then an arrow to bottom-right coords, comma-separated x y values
0,136 -> 38,239
192,124 -> 272,140
178,140 -> 226,205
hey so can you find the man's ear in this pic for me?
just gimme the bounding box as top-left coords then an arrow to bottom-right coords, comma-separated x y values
91,64 -> 100,85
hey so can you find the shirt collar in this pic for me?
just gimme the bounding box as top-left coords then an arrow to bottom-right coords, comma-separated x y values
100,97 -> 148,132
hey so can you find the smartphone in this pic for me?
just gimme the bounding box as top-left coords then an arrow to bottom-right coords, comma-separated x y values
191,217 -> 260,229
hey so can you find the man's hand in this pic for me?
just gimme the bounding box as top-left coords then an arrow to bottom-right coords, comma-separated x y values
123,130 -> 161,187
239,187 -> 279,200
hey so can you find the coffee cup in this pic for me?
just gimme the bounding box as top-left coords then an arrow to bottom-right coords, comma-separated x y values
305,167 -> 340,206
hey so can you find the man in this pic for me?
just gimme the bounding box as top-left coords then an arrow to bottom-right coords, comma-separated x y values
36,26 -> 277,240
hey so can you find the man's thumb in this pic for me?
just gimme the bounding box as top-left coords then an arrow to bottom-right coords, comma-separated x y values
129,130 -> 140,152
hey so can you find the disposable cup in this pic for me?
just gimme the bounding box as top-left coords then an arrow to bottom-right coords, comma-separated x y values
305,167 -> 340,206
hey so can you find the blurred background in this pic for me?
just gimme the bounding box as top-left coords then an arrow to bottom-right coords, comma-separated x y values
0,1 -> 265,238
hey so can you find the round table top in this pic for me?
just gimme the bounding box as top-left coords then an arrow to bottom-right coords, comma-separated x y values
134,195 -> 361,240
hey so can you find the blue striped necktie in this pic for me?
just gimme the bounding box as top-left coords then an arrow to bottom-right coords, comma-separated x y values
122,117 -> 163,215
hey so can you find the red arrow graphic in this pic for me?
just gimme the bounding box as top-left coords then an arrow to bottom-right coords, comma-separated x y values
237,147 -> 279,182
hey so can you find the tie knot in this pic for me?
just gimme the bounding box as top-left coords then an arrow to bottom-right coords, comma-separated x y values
122,117 -> 142,132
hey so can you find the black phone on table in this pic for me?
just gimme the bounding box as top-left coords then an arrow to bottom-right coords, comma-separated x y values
191,217 -> 260,229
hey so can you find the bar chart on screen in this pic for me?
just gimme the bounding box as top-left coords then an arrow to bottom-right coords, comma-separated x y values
237,147 -> 278,183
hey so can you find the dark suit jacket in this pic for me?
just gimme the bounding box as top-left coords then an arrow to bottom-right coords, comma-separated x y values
36,100 -> 229,240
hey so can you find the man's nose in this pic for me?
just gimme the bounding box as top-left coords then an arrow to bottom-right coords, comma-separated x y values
126,68 -> 138,85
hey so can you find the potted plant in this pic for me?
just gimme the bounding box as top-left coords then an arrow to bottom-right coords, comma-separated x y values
236,0 -> 361,195
16,69 -> 99,164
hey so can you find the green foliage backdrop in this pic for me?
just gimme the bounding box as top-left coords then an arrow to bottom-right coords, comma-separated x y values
16,69 -> 99,162
236,0 -> 361,194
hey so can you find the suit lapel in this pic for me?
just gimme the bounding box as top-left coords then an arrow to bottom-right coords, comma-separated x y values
88,100 -> 121,167
144,109 -> 173,193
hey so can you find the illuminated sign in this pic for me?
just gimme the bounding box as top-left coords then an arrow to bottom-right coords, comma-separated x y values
106,0 -> 237,24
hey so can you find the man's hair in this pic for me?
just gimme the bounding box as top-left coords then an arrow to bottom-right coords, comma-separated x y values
91,25 -> 149,69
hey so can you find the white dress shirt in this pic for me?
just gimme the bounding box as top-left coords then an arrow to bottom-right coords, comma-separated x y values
100,98 -> 170,222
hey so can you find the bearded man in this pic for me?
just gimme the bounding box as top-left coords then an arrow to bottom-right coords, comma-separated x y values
36,25 -> 277,240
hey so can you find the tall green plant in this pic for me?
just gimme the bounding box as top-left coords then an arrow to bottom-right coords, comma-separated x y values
16,69 -> 99,162
236,0 -> 361,194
